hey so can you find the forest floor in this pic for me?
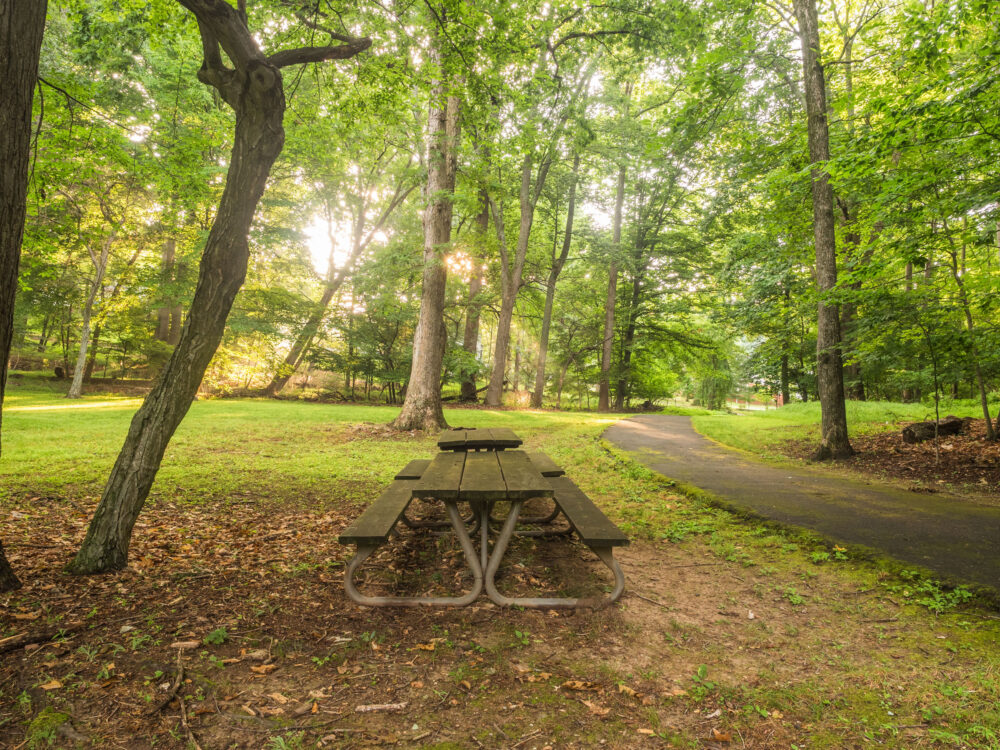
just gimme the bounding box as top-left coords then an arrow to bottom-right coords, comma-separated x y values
2,381 -> 1000,749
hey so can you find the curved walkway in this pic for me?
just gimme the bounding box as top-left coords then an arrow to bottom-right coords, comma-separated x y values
604,415 -> 1000,592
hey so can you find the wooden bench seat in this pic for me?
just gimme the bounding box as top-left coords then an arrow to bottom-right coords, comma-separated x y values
338,479 -> 415,545
527,452 -> 565,477
394,459 -> 430,480
548,476 -> 628,547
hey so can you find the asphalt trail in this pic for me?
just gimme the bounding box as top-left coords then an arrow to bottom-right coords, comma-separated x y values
604,415 -> 1000,591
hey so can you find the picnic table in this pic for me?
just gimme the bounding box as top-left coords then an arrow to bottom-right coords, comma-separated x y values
338,428 -> 628,609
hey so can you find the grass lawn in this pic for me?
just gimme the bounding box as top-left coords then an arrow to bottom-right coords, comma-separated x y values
2,380 -> 999,748
692,400 -> 988,459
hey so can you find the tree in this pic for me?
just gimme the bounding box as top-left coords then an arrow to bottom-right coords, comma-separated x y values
532,153 -> 580,408
67,0 -> 369,574
792,0 -> 852,459
0,0 -> 48,592
391,11 -> 458,431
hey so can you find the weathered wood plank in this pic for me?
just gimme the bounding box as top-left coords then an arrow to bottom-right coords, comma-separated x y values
437,427 -> 523,451
548,476 -> 628,547
338,480 -> 415,544
497,450 -> 552,500
437,429 -> 468,450
485,428 -> 522,448
459,451 -> 506,501
394,459 -> 431,480
413,451 -> 466,500
527,452 -> 564,477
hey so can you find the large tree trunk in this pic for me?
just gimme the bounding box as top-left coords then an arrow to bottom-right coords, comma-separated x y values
391,32 -> 458,432
793,0 -> 852,459
532,154 -> 579,408
459,193 -> 488,402
598,165 -> 626,412
68,234 -> 112,399
0,0 -> 47,592
67,0 -> 369,574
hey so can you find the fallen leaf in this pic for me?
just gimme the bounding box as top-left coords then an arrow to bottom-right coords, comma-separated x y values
169,641 -> 200,650
268,692 -> 289,704
13,612 -> 40,621
618,684 -> 638,698
637,728 -> 655,736
711,729 -> 732,742
410,680 -> 424,689
40,680 -> 63,691
560,680 -> 600,692
770,710 -> 784,719
413,642 -> 436,651
250,664 -> 277,675
581,699 -> 610,717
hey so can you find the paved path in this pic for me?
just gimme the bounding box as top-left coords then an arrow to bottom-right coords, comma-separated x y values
604,415 -> 1000,591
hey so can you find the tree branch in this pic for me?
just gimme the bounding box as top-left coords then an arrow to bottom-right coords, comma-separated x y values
268,39 -> 372,68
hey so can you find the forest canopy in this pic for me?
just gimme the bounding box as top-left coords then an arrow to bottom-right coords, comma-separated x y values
6,0 -> 999,421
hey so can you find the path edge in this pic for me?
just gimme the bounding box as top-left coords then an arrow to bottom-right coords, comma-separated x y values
598,435 -> 1000,610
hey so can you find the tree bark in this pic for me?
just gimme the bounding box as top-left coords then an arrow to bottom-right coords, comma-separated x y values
391,29 -> 458,432
0,0 -> 47,592
598,165 -> 626,412
67,0 -> 369,574
68,234 -> 112,399
793,0 -> 852,459
459,193 -> 487,402
532,154 -> 579,408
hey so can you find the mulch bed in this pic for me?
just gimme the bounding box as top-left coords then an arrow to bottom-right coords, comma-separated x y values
788,417 -> 1000,496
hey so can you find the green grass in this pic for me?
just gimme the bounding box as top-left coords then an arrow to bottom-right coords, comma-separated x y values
692,399 -> 987,458
3,380 -> 1000,748
0,377 -> 627,507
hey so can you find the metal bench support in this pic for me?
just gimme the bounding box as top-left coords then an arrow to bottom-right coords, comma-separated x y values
483,500 -> 625,609
344,501 -> 483,607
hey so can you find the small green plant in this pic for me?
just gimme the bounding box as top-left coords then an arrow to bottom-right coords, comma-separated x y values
268,732 -> 306,750
513,629 -> 530,646
783,587 -> 805,606
203,627 -> 228,646
689,664 -> 716,701
886,572 -> 973,613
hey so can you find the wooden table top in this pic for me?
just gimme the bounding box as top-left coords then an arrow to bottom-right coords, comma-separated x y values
436,428 -> 522,451
412,449 -> 552,502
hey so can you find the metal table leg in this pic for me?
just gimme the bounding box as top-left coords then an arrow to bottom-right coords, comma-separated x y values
344,501 -> 483,607
484,500 -> 625,609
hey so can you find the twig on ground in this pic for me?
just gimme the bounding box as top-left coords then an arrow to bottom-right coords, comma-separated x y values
178,690 -> 203,750
629,592 -> 671,609
147,652 -> 185,715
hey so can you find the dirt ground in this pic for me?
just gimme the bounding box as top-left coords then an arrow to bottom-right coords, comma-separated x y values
787,418 -> 1000,499
3,487 -> 998,749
